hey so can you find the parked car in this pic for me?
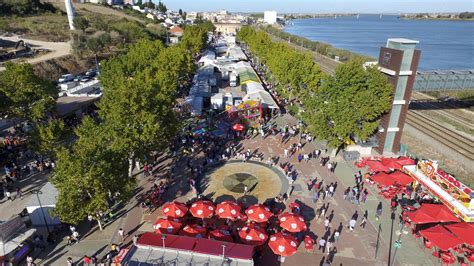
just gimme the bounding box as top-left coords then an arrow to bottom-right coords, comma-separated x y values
58,74 -> 74,83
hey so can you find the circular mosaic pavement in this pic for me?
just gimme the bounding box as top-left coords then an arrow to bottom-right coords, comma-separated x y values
202,161 -> 289,202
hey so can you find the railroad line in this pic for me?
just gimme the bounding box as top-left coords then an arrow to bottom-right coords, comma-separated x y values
406,111 -> 474,161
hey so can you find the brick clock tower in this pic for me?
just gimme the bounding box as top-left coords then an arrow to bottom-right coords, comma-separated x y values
375,38 -> 421,154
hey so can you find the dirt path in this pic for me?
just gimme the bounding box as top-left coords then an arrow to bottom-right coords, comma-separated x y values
0,36 -> 72,71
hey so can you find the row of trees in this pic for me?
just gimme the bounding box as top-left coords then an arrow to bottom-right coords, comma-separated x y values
237,26 -> 393,149
51,23 -> 211,226
260,25 -> 374,62
0,0 -> 57,16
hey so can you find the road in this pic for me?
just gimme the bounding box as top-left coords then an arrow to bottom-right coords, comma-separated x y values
0,36 -> 72,71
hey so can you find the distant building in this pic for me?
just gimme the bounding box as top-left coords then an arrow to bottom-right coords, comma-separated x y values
264,11 -> 277,24
214,22 -> 244,35
375,38 -> 421,154
169,25 -> 184,37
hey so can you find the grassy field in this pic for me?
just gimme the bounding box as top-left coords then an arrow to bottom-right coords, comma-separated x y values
0,3 -> 153,42
0,13 -> 70,42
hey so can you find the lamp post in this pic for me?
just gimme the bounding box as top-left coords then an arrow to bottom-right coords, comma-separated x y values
387,210 -> 396,266
31,189 -> 50,235
161,234 -> 167,263
221,244 -> 226,259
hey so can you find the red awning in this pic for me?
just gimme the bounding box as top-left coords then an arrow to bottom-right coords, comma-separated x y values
193,238 -> 255,260
136,232 -> 254,260
370,172 -> 395,187
381,157 -> 403,170
407,204 -> 459,224
444,223 -> 474,246
388,171 -> 414,186
366,160 -> 390,172
395,156 -> 415,166
137,232 -> 197,251
419,224 -> 464,251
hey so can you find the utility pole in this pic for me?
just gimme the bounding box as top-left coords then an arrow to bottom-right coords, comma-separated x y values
387,211 -> 396,266
31,189 -> 50,235
375,223 -> 382,258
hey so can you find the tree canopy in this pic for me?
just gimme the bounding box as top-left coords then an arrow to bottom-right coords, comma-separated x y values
51,117 -> 133,225
302,59 -> 393,148
238,26 -> 393,148
0,62 -> 56,121
237,26 -> 324,97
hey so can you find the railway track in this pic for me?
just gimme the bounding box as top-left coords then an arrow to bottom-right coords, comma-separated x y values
410,93 -> 474,130
406,111 -> 474,161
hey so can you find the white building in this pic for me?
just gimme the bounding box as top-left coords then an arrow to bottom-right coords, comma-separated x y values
264,11 -> 277,24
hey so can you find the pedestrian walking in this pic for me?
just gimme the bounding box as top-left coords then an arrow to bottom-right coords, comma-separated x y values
284,149 -> 289,158
349,219 -> 356,232
6,191 -> 12,201
133,234 -> 138,246
244,185 -> 249,195
304,153 -> 309,162
67,257 -> 73,266
297,153 -> 303,163
375,202 -> 383,221
318,238 -> 326,251
360,216 -> 367,229
324,217 -> 330,231
118,228 -> 125,242
72,230 -> 80,243
329,184 -> 334,197
16,186 -> 22,200
26,256 -> 34,266
334,230 -> 340,242
312,191 -> 319,203
83,256 -> 91,265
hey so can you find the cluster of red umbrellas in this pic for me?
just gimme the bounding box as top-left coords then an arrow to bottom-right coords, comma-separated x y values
153,200 -> 307,258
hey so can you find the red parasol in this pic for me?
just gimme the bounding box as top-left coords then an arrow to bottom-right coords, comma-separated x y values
419,224 -> 463,251
208,228 -> 234,242
407,204 -> 459,224
162,201 -> 188,218
245,204 -> 273,223
238,225 -> 268,246
179,224 -> 207,238
216,201 -> 241,220
388,171 -> 414,186
232,123 -> 245,131
370,172 -> 395,187
268,232 -> 299,257
395,156 -> 416,166
381,157 -> 403,170
279,212 -> 307,233
444,223 -> 474,246
366,160 -> 390,172
189,200 -> 215,219
153,217 -> 182,234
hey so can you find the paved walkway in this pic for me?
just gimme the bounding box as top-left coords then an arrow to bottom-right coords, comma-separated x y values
16,113 -> 436,265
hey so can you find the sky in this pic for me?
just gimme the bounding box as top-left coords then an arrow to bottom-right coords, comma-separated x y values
161,0 -> 474,13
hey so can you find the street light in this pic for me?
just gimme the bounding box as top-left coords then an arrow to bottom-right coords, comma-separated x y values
387,210 -> 396,266
161,234 -> 167,263
31,189 -> 50,235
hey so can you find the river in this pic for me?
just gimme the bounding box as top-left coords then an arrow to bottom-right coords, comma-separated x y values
284,15 -> 474,71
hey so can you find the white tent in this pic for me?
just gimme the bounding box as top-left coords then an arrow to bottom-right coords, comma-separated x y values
243,91 -> 279,109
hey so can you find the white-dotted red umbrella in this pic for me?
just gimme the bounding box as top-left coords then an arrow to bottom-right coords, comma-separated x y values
189,200 -> 215,219
245,204 -> 273,223
153,217 -> 182,234
179,224 -> 207,238
279,212 -> 307,232
268,232 -> 299,257
216,201 -> 241,220
162,201 -> 188,218
238,224 -> 268,246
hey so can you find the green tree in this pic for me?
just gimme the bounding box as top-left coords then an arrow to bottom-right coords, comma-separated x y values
303,59 -> 393,148
0,62 -> 56,121
74,16 -> 90,32
30,120 -> 70,158
98,39 -> 180,176
157,1 -> 167,13
178,9 -> 183,16
136,0 -> 142,7
51,117 -> 134,226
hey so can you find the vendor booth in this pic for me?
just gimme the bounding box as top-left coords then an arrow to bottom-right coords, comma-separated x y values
404,160 -> 474,222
